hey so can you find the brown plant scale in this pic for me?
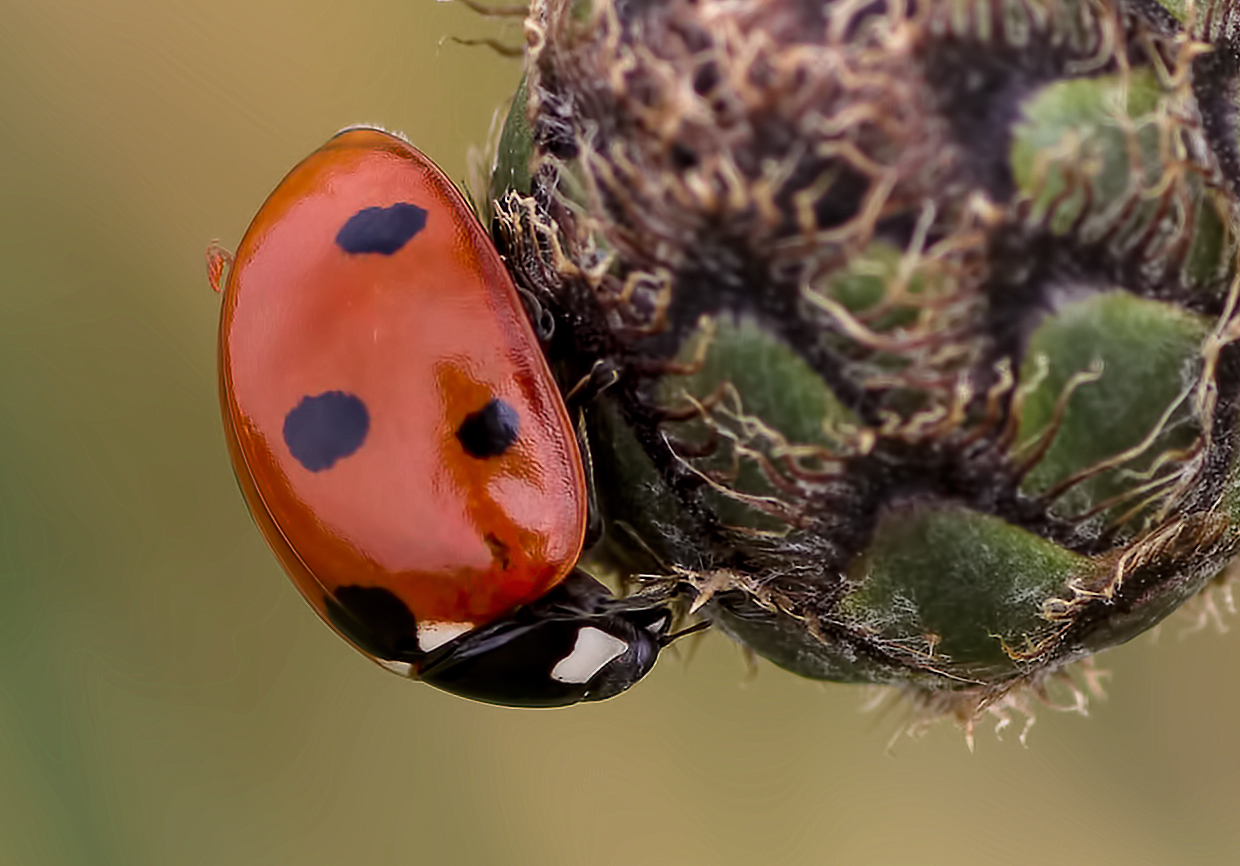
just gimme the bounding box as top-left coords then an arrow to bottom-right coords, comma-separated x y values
489,0 -> 1240,727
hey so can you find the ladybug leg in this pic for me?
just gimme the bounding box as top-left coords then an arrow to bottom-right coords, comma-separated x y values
563,360 -> 619,545
514,285 -> 557,343
563,358 -> 620,409
204,241 -> 233,293
574,412 -> 606,550
565,362 -> 618,549
447,35 -> 523,58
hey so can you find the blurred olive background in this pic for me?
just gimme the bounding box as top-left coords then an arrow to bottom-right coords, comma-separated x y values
2,1 -> 1239,864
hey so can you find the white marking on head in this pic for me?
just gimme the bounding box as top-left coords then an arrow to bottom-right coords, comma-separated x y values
550,627 -> 629,684
418,621 -> 474,653
378,659 -> 414,677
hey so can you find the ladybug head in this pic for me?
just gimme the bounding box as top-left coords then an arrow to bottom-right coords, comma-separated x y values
415,571 -> 674,708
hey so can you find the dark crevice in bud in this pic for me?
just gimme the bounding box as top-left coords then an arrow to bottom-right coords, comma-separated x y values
712,587 -> 933,680
1192,39 -> 1240,198
530,71 -> 580,160
797,164 -> 873,234
658,233 -> 888,426
770,312 -> 886,427
921,37 -> 1118,202
982,229 -> 1119,371
1057,514 -> 1238,659
1121,0 -> 1181,37
840,442 -> 1086,554
1182,342 -> 1240,514
837,0 -> 898,41
980,223 -> 1225,381
612,377 -> 741,563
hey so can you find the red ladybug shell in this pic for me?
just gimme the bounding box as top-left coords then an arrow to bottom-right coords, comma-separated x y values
218,127 -> 587,658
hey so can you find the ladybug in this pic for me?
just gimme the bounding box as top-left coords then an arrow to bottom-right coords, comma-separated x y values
209,127 -> 673,707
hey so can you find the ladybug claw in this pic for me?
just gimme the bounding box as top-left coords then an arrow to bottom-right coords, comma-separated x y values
205,241 -> 234,293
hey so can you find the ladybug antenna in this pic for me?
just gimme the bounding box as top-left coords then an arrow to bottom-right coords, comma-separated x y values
659,619 -> 711,647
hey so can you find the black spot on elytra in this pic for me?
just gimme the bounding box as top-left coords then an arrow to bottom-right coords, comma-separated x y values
325,585 -> 421,661
336,202 -> 428,255
456,398 -> 520,458
283,391 -> 369,472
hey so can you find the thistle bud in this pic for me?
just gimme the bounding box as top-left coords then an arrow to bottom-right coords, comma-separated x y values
491,0 -> 1240,722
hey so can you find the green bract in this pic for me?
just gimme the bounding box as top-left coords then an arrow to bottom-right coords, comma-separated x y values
490,0 -> 1240,723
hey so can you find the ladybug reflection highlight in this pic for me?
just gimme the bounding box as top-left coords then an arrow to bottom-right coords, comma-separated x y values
212,127 -> 672,706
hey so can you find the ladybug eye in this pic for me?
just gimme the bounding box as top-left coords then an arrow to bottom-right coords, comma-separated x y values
283,391 -> 370,472
335,202 -> 428,255
456,398 -> 520,458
